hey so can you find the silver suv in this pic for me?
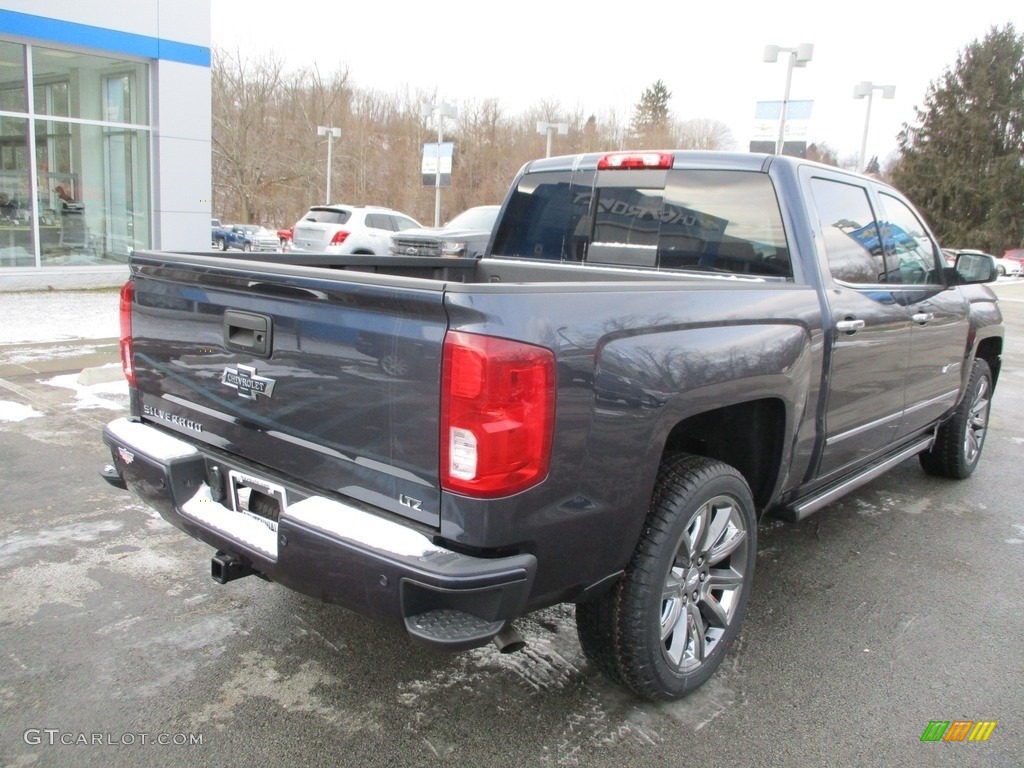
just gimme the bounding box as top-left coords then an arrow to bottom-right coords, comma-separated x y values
290,205 -> 421,255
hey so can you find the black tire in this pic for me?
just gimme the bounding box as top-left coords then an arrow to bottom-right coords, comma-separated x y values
919,359 -> 992,479
997,265 -> 1006,277
219,239 -> 227,251
243,243 -> 251,252
576,454 -> 756,701
575,589 -> 624,685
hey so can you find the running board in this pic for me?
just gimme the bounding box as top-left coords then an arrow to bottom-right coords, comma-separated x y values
784,436 -> 935,521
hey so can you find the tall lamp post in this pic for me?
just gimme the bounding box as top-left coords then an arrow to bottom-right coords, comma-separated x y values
854,81 -> 895,172
763,43 -> 813,155
316,125 -> 341,204
536,120 -> 568,158
423,101 -> 458,227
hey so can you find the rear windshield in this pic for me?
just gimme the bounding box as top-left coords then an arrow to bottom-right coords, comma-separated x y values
491,168 -> 792,279
303,208 -> 351,225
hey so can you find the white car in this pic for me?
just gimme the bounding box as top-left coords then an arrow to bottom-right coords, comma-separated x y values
948,248 -> 1021,278
289,205 -> 421,255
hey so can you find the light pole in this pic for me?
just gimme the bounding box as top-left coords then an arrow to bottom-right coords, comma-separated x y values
536,120 -> 568,158
763,43 -> 813,155
316,125 -> 341,204
854,81 -> 895,172
423,101 -> 458,227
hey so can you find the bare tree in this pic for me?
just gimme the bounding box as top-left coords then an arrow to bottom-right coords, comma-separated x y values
211,51 -> 749,229
674,118 -> 734,150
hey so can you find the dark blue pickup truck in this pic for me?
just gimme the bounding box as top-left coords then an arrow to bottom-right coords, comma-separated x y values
101,151 -> 1002,701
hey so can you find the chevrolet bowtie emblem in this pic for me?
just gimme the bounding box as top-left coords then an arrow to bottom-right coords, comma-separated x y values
222,364 -> 276,400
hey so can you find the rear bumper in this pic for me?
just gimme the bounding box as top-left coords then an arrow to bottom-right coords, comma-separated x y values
101,417 -> 536,650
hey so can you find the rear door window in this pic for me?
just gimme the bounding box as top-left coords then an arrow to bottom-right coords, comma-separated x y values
365,213 -> 392,230
809,178 -> 886,284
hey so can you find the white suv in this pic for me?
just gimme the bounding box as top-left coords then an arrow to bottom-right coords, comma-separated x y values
289,205 -> 421,255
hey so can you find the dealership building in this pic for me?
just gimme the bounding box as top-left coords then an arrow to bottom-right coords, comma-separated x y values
0,1 -> 211,289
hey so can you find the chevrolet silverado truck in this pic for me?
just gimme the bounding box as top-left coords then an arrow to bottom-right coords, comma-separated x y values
389,205 -> 500,259
213,223 -> 279,252
100,151 -> 1002,701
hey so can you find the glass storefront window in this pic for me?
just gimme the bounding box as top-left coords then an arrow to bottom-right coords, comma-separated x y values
32,47 -> 147,122
0,41 -> 149,269
0,41 -> 26,112
37,122 -> 150,266
0,115 -> 33,267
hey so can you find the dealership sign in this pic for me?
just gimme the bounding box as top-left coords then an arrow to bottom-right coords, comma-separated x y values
422,142 -> 454,187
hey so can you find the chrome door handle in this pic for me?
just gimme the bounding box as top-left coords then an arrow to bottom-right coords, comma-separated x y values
836,319 -> 865,333
912,312 -> 935,324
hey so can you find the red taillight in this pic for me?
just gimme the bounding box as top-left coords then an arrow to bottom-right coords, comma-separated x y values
330,230 -> 350,245
119,280 -> 136,386
441,332 -> 555,498
597,152 -> 673,170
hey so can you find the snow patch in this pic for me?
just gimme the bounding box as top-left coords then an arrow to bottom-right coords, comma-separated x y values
44,372 -> 128,411
181,485 -> 278,558
105,417 -> 198,461
0,290 -> 119,343
0,400 -> 43,422
286,496 -> 442,558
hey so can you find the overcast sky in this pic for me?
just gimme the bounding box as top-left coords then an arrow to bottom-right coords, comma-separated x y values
211,0 -> 1023,164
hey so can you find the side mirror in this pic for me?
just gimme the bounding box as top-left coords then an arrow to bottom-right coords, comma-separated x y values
952,253 -> 998,284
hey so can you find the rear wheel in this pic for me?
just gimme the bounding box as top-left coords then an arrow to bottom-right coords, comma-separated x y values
576,454 -> 756,701
919,359 -> 992,479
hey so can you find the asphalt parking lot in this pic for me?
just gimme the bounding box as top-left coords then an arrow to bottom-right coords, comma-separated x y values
1,284 -> 1022,767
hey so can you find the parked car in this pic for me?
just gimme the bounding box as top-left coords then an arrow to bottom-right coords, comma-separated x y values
214,224 -> 280,253
1002,248 -> 1024,272
289,205 -> 421,255
389,205 -> 500,259
944,248 -> 1020,277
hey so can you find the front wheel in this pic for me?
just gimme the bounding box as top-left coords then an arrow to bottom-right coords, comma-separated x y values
576,454 -> 756,701
919,359 -> 992,479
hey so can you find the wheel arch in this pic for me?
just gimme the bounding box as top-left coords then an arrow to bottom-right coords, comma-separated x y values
974,335 -> 1002,388
660,397 -> 787,511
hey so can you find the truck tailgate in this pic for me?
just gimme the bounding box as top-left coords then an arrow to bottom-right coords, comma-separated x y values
128,254 -> 446,527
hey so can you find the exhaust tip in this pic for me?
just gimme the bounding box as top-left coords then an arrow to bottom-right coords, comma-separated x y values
491,622 -> 526,654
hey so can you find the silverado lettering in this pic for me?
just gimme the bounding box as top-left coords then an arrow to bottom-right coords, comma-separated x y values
101,150 -> 1002,702
142,404 -> 204,433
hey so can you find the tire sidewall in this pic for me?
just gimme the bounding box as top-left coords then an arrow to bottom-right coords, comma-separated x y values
956,359 -> 992,474
625,458 -> 757,699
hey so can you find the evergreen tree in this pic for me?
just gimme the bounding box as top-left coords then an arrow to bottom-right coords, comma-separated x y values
629,80 -> 672,143
892,24 -> 1024,251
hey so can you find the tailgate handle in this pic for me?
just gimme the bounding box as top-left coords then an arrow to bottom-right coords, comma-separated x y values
224,310 -> 272,357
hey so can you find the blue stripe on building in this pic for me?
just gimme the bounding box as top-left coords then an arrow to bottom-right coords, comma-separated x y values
0,10 -> 210,67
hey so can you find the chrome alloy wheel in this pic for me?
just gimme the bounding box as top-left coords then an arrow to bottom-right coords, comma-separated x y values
659,494 -> 749,673
963,373 -> 990,464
